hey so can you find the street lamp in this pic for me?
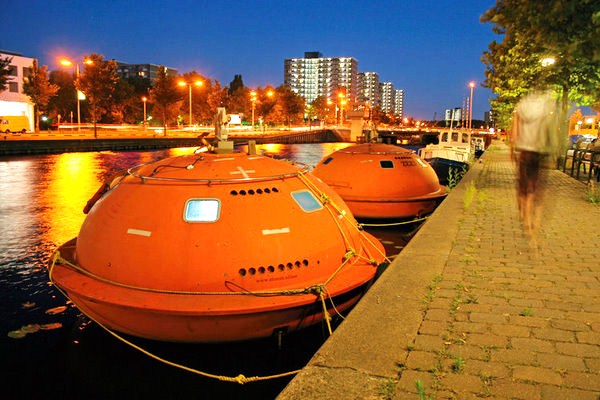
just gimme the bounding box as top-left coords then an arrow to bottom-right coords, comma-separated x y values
250,91 -> 257,129
141,96 -> 147,130
468,81 -> 475,130
178,80 -> 203,127
338,92 -> 346,125
59,58 -> 92,131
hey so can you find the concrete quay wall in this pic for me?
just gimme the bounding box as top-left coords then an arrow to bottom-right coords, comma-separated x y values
278,141 -> 600,399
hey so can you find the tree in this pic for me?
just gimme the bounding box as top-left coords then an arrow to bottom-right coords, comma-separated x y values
48,70 -> 78,123
275,85 -> 305,127
255,86 -> 277,124
206,79 -> 227,120
77,53 -> 120,137
228,74 -> 244,95
109,78 -> 138,124
226,75 -> 248,114
0,56 -> 12,92
481,0 -> 600,133
149,66 -> 181,135
22,60 -> 59,131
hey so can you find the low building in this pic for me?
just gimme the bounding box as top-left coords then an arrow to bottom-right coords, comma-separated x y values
0,50 -> 34,132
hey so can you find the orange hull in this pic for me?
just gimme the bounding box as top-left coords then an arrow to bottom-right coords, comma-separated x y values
313,143 -> 447,219
50,150 -> 386,342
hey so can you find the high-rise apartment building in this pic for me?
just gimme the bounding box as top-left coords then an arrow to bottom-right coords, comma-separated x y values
358,72 -> 380,108
379,81 -> 394,114
284,52 -> 358,104
394,89 -> 404,119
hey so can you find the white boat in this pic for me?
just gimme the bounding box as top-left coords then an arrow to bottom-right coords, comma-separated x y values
418,130 -> 484,184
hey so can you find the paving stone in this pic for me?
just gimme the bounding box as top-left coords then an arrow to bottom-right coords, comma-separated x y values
492,349 -> 537,365
490,323 -> 531,337
417,320 -> 447,336
562,371 -> 600,391
551,318 -> 593,332
489,379 -> 542,400
533,327 -> 576,342
404,351 -> 438,371
537,353 -> 587,371
511,337 -> 556,353
576,331 -> 600,345
439,372 -> 483,395
512,365 -> 563,385
466,333 -> 509,347
556,342 -> 600,358
540,385 -> 600,400
469,312 -> 508,324
413,334 -> 445,352
584,358 -> 600,373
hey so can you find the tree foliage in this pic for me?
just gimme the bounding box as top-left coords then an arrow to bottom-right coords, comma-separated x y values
149,66 -> 181,133
77,53 -> 120,136
0,56 -> 12,92
481,0 -> 600,131
22,60 -> 59,131
48,70 -> 78,122
275,85 -> 305,127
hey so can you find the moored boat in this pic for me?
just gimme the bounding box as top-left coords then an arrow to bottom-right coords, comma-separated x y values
49,144 -> 386,343
418,130 -> 483,184
312,143 -> 447,219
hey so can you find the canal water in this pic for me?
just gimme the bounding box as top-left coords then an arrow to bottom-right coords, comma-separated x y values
0,143 -> 421,399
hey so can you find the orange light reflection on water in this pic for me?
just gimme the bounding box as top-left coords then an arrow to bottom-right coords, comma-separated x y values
39,153 -> 103,246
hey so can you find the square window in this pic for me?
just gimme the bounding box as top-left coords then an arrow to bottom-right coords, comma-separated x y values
184,199 -> 220,222
380,160 -> 394,169
291,190 -> 322,212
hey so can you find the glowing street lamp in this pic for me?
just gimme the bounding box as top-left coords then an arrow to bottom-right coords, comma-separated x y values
250,90 -> 274,129
326,99 -> 333,124
468,81 -> 476,130
178,80 -> 203,126
141,96 -> 147,130
541,57 -> 556,67
338,92 -> 347,125
250,91 -> 257,128
59,58 -> 92,131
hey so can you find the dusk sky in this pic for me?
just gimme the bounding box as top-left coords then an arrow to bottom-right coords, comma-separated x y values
2,0 -> 499,121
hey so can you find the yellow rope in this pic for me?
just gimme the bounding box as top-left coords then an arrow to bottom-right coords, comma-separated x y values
358,215 -> 428,228
296,171 -> 390,264
49,251 -> 301,385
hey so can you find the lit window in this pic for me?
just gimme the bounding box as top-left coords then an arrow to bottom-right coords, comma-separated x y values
184,199 -> 220,222
291,190 -> 322,212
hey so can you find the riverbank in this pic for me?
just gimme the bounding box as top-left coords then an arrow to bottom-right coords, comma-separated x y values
0,129 -> 345,156
278,140 -> 600,399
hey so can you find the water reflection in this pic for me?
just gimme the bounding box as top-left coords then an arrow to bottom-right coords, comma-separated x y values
247,142 -> 353,168
38,153 -> 101,246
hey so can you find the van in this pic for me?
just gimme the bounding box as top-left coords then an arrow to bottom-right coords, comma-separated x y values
0,116 -> 30,134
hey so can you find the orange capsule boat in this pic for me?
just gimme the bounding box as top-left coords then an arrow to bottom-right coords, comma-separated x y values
312,143 -> 447,219
49,147 -> 386,343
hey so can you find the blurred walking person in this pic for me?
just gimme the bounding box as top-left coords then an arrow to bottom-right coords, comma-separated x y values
511,89 -> 560,241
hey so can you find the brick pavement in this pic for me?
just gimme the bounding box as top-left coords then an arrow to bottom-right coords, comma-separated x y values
278,141 -> 600,400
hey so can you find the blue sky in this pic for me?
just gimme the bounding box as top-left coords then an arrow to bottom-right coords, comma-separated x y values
1,0 -> 499,120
